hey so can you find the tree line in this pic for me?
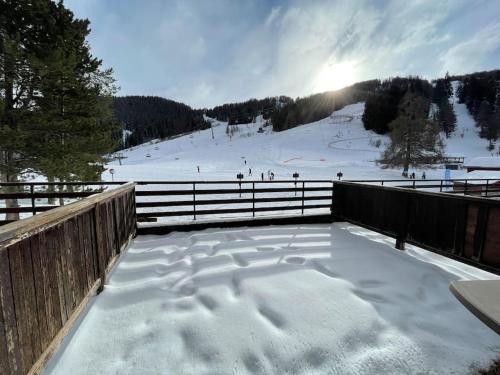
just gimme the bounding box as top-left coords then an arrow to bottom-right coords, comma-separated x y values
205,96 -> 292,125
113,96 -> 209,148
271,80 -> 380,132
1,0 -> 117,218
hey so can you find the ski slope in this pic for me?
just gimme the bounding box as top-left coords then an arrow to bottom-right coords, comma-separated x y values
106,85 -> 495,183
444,81 -> 494,161
107,102 -> 394,182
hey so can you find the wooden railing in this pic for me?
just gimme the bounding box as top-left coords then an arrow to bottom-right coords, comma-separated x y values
2,178 -> 499,227
0,182 -> 136,375
333,181 -> 500,275
349,178 -> 500,196
135,180 -> 334,223
0,182 -> 127,226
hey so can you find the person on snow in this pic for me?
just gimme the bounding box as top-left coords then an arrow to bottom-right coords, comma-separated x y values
249,168 -> 252,176
197,166 -> 200,173
261,172 -> 264,181
422,172 -> 426,180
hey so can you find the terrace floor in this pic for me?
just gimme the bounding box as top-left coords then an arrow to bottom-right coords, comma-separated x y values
45,223 -> 499,374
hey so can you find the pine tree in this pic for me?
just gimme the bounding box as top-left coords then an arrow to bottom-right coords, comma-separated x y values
1,0 -> 118,213
380,91 -> 444,170
0,0 -> 50,218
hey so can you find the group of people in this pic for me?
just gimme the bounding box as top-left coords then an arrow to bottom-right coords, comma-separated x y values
245,159 -> 275,180
402,170 -> 426,179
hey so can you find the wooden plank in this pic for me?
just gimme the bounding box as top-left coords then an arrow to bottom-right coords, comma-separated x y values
29,235 -> 50,350
135,186 -> 333,196
73,216 -> 87,301
80,213 -> 94,290
135,179 -> 332,184
57,223 -> 72,323
0,278 -> 11,374
39,229 -> 62,341
0,247 -> 21,374
482,207 -> 500,268
9,242 -> 35,373
46,226 -> 67,328
63,220 -> 79,313
138,204 -> 331,218
93,204 -> 106,292
135,195 -> 333,208
0,206 -> 55,214
86,211 -> 98,282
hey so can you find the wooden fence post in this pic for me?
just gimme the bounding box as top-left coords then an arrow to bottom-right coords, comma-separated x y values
193,183 -> 196,221
395,192 -> 411,250
30,184 -> 36,216
301,182 -> 305,215
252,182 -> 255,217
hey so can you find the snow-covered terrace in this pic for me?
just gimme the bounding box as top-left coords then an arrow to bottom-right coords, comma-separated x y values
45,223 -> 499,374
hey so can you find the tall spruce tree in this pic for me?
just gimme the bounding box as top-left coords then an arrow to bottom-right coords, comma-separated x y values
1,0 -> 117,212
32,1 -> 117,188
380,91 -> 444,171
0,0 -> 50,218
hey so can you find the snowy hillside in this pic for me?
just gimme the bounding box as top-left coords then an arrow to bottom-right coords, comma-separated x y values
106,85 -> 497,182
444,81 -> 493,161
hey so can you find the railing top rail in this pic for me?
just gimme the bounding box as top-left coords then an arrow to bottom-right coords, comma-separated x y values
347,178 -> 499,183
0,178 -> 498,187
0,181 -> 128,186
0,182 -> 136,247
335,181 -> 500,205
134,180 -> 333,184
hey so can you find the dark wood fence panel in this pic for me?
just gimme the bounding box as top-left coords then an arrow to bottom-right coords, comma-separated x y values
135,180 -> 333,224
333,181 -> 500,275
0,183 -> 136,375
483,207 -> 500,268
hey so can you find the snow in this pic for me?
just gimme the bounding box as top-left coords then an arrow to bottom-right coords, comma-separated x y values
103,82 -> 493,185
464,156 -> 500,168
444,81 -> 492,164
105,103 -> 398,182
45,223 -> 500,374
455,170 -> 500,183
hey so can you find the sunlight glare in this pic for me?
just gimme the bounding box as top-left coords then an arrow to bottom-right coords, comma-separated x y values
313,61 -> 356,92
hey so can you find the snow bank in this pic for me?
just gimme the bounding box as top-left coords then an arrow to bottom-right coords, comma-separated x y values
45,224 -> 500,374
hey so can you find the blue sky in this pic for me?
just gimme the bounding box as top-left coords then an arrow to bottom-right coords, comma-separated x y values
65,0 -> 500,108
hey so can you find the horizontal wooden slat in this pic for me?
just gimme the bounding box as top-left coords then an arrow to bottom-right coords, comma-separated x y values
0,206 -> 56,214
0,192 -> 96,199
138,204 -> 331,218
136,187 -> 332,196
136,195 -> 333,208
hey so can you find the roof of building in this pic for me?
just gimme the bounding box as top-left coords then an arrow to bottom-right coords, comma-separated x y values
464,156 -> 500,168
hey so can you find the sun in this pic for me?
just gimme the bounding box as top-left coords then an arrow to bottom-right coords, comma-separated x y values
313,61 -> 356,92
